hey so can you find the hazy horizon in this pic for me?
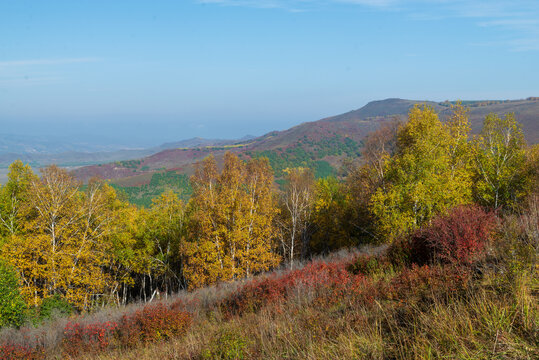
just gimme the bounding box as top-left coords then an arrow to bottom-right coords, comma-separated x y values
2,1 -> 538,147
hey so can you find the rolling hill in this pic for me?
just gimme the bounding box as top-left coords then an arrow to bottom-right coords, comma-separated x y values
72,97 -> 539,206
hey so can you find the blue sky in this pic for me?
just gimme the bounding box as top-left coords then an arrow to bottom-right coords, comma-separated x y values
1,0 -> 538,146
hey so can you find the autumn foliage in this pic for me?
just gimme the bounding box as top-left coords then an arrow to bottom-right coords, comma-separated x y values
62,302 -> 192,356
184,153 -> 280,289
0,344 -> 44,360
0,103 -> 537,359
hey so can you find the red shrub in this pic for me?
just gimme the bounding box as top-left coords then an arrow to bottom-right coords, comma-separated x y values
0,344 -> 44,360
422,205 -> 496,265
388,264 -> 471,301
62,303 -> 192,356
220,258 -> 372,316
63,321 -> 118,356
116,303 -> 192,347
403,205 -> 497,266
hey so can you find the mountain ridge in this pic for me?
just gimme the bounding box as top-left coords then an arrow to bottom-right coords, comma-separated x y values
72,97 -> 539,187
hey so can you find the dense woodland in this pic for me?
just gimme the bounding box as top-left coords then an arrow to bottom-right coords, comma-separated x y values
0,103 -> 537,358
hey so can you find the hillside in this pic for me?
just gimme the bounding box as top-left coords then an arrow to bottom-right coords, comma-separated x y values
1,102 -> 537,359
2,228 -> 537,359
72,98 -> 539,205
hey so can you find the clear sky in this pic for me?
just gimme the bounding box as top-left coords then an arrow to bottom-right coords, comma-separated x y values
1,0 -> 538,146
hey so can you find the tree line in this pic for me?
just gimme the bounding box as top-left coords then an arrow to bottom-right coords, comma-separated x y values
0,103 -> 537,320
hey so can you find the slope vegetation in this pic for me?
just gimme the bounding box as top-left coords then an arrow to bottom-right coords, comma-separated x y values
72,97 -> 539,206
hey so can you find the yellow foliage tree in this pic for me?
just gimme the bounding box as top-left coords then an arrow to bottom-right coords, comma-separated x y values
0,160 -> 37,239
370,105 -> 473,241
472,112 -> 528,209
184,153 -> 280,289
2,166 -> 116,310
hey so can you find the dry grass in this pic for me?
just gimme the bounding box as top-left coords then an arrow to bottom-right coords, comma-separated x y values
79,276 -> 537,360
80,263 -> 537,360
2,239 -> 537,360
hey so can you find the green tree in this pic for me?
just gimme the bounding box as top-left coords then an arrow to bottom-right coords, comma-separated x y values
310,177 -> 352,254
370,105 -> 472,241
0,261 -> 27,328
473,113 -> 528,209
141,190 -> 186,296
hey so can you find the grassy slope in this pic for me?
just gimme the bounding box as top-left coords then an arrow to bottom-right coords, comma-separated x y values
80,238 -> 537,360
6,207 -> 534,360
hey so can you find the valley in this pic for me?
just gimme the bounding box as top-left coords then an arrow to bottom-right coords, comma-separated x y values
72,97 -> 539,206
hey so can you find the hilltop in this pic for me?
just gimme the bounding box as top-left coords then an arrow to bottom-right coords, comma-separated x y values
72,98 -> 539,204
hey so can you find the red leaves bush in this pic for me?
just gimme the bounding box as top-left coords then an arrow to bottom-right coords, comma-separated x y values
388,264 -> 471,301
62,303 -> 192,357
220,258 -> 376,316
390,205 -> 497,267
63,321 -> 118,356
0,344 -> 44,360
116,303 -> 192,347
417,205 -> 496,266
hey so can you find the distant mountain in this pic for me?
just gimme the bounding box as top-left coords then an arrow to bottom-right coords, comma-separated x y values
154,137 -> 233,151
72,97 -> 539,187
0,136 -> 241,169
325,98 -> 539,143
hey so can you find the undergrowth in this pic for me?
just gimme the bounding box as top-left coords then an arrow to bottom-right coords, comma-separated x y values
0,205 -> 537,359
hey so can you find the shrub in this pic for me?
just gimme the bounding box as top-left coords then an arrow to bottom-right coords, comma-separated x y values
386,239 -> 409,267
0,261 -> 27,328
417,205 -> 496,266
63,320 -> 118,356
116,303 -> 192,347
220,258 -> 371,316
347,254 -> 393,276
387,206 -> 496,268
202,328 -> 248,360
388,264 -> 471,302
38,294 -> 74,322
62,303 -> 192,356
0,343 -> 44,360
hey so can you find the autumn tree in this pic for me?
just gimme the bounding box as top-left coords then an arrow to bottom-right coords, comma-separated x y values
370,105 -> 473,241
183,155 -> 223,288
240,157 -> 280,277
344,120 -> 400,242
184,153 -> 279,289
472,113 -> 528,209
0,160 -> 37,240
360,118 -> 401,188
105,203 -> 151,305
138,190 -> 186,298
278,167 -> 315,268
2,167 -> 116,310
310,177 -> 352,254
